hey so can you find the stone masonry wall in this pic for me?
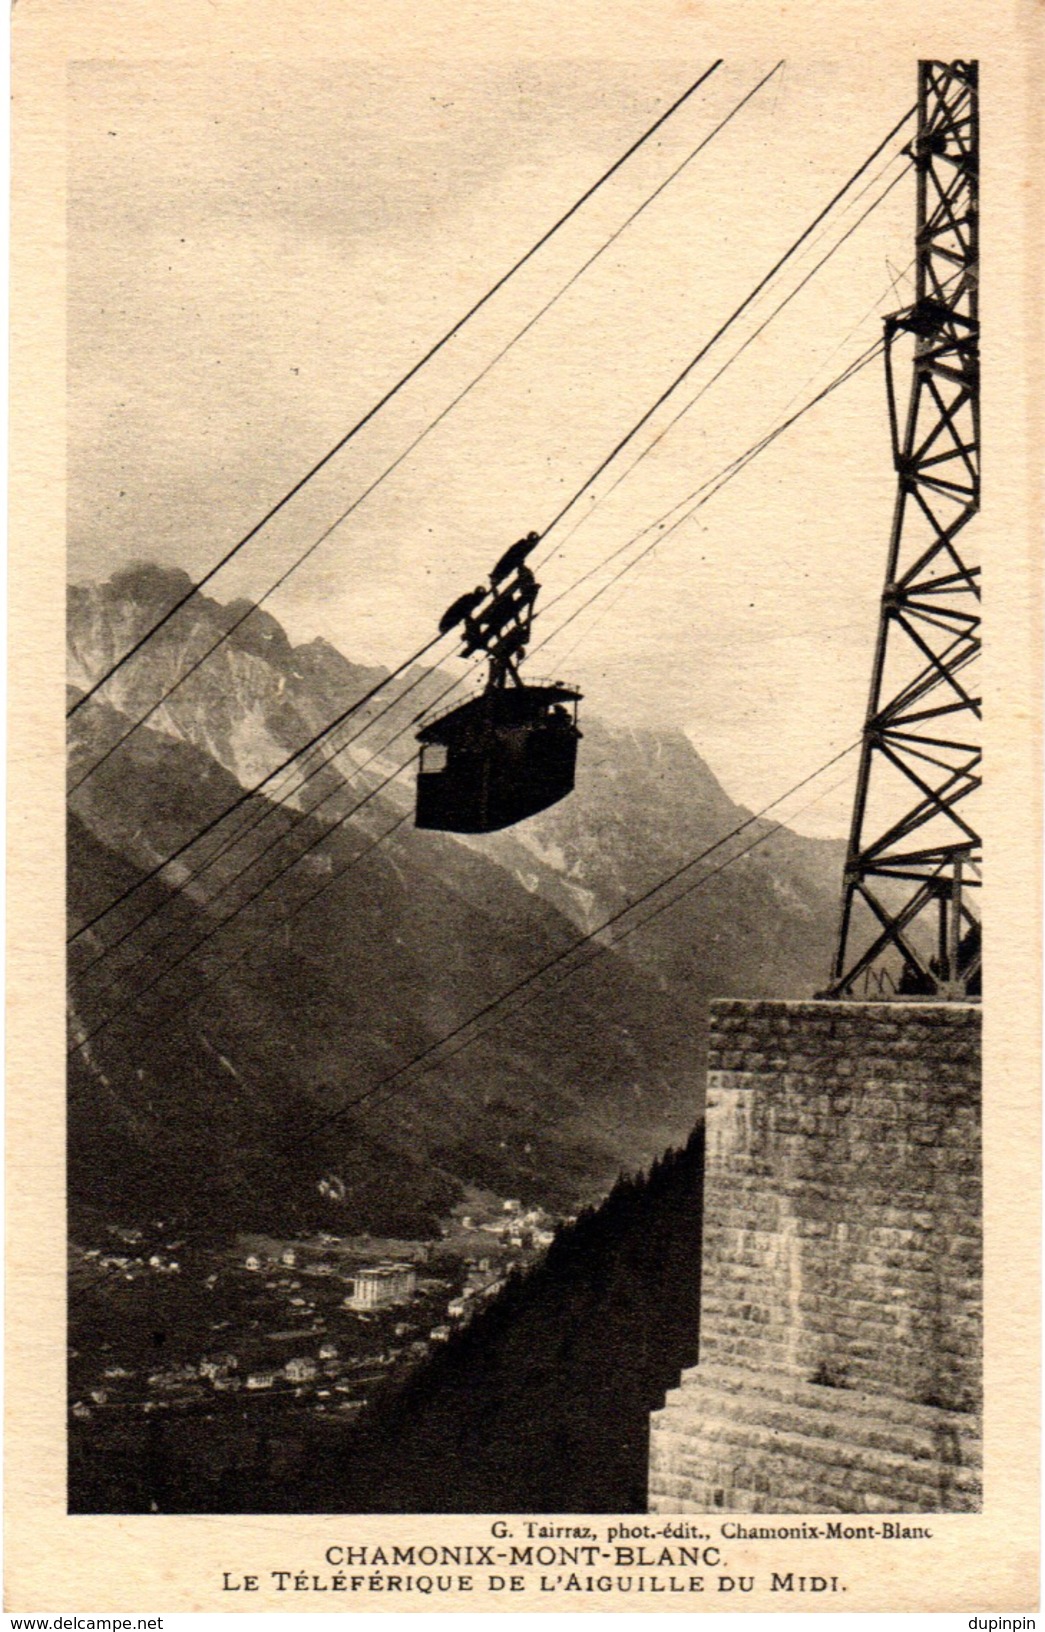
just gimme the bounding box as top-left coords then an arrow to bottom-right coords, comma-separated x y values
649,999 -> 982,1513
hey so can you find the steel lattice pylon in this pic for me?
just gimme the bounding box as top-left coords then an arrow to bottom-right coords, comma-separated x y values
828,60 -> 980,1000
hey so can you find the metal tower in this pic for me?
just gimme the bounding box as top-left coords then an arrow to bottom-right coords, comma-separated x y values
828,61 -> 980,1000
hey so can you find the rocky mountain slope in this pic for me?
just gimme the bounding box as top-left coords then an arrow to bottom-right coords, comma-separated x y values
68,566 -> 844,1236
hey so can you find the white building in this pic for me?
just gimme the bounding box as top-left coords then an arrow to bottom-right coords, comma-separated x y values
345,1263 -> 417,1310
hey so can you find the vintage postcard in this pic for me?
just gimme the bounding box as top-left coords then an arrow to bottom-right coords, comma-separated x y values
6,0 -> 1041,1613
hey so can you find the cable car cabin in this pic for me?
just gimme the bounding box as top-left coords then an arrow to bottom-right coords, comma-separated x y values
417,531 -> 583,833
416,683 -> 581,834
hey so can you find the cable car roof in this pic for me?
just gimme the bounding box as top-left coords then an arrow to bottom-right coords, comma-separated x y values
418,681 -> 581,743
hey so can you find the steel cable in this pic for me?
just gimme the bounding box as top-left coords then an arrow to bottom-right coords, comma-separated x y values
69,63 -> 724,721
70,346 -> 881,1040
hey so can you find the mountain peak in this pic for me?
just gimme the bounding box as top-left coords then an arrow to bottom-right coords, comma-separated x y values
106,561 -> 197,613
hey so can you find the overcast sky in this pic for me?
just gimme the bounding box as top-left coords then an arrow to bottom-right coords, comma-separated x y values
68,56 -> 918,835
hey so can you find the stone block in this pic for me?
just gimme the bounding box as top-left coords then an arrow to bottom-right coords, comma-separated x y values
651,999 -> 982,1514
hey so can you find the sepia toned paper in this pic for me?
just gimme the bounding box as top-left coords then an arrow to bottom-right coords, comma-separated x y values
6,0 -> 1041,1612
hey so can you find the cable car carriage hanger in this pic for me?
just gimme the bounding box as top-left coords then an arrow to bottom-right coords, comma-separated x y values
415,533 -> 582,834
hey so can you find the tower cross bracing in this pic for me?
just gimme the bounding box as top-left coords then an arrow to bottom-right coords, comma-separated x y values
829,60 -> 980,1000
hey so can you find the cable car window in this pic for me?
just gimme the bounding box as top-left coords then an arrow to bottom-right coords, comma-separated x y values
420,743 -> 449,774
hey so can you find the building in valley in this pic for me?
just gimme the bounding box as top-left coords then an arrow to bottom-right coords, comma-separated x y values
344,1263 -> 417,1310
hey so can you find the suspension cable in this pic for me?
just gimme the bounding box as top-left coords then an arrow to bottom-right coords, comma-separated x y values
67,63 -> 750,797
68,743 -> 854,1313
68,62 -> 724,721
535,157 -> 911,574
70,345 -> 881,1030
68,141 -> 906,943
67,631 -> 445,944
532,338 -> 885,656
534,104 -> 915,544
